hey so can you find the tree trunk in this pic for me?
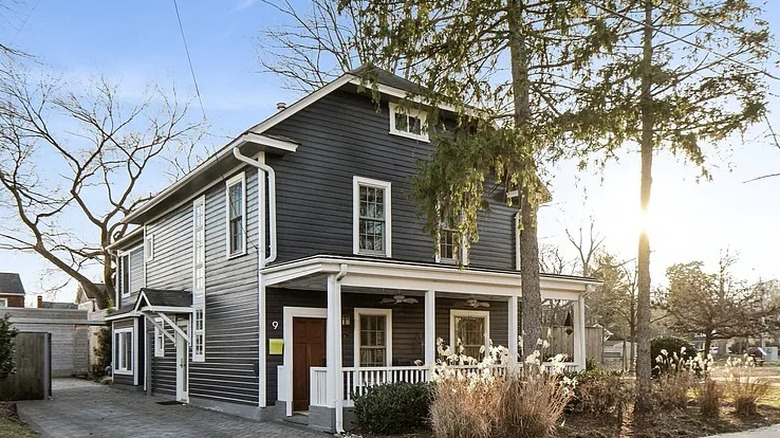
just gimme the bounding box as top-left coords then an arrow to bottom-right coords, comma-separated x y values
507,0 -> 542,359
630,293 -> 636,371
634,0 -> 655,417
703,333 -> 713,361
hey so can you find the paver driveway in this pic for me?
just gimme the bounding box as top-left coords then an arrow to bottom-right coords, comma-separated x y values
17,379 -> 326,438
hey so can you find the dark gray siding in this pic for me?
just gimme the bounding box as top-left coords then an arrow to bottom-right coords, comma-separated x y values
188,168 -> 260,405
146,202 -> 193,291
265,287 -> 327,406
265,90 -> 516,270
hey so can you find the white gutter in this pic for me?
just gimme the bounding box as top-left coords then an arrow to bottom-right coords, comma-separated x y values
232,147 -> 277,265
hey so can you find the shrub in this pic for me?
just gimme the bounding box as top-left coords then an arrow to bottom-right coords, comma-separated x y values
695,378 -> 723,418
93,326 -> 112,377
0,314 -> 18,380
651,336 -> 696,376
352,381 -> 432,434
725,358 -> 770,416
653,371 -> 693,411
572,371 -> 633,418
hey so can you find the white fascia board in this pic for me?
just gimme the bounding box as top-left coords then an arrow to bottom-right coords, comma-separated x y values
249,73 -> 356,135
106,227 -> 145,250
105,311 -> 141,321
260,256 -> 597,298
121,134 -> 296,225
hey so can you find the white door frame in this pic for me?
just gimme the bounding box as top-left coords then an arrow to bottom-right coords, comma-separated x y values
176,317 -> 190,403
283,306 -> 327,417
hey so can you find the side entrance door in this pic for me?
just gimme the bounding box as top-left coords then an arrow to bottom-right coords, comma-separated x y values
176,317 -> 189,403
292,317 -> 326,412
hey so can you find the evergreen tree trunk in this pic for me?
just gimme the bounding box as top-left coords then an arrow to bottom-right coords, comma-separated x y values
508,0 -> 542,359
635,0 -> 655,416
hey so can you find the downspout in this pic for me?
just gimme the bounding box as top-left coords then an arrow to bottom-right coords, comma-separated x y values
232,147 -> 277,265
232,146 -> 278,410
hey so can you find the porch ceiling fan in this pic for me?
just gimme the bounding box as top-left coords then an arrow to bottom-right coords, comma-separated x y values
463,297 -> 490,308
381,294 -> 419,305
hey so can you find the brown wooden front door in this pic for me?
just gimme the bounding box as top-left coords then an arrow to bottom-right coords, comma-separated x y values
292,317 -> 326,412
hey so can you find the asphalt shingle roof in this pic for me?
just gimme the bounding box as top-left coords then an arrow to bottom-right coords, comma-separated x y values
0,273 -> 25,295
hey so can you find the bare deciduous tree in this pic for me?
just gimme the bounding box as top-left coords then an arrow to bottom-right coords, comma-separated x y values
0,64 -> 200,303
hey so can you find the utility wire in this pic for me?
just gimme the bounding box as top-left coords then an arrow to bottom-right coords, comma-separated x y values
582,0 -> 780,81
172,0 -> 207,120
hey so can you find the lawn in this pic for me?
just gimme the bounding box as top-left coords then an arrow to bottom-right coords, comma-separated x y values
0,403 -> 36,438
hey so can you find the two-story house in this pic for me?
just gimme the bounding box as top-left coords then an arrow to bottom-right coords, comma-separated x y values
105,67 -> 598,432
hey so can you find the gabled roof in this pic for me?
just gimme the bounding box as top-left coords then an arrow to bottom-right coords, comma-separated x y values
133,288 -> 192,312
0,273 -> 25,295
119,66 -> 439,226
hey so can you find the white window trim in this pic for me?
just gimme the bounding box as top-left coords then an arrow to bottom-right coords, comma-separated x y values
353,176 -> 392,257
118,252 -> 130,298
514,212 -> 521,270
354,308 -> 393,368
145,233 -> 155,262
0,298 -> 7,308
388,102 -> 429,142
154,317 -> 165,358
225,172 -> 247,259
449,309 -> 490,358
114,327 -> 134,375
435,226 -> 468,265
193,195 -> 206,362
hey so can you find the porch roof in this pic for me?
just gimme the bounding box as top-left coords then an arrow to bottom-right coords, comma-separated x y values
261,254 -> 599,300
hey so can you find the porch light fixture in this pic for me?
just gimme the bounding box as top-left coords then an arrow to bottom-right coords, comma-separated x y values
342,315 -> 351,326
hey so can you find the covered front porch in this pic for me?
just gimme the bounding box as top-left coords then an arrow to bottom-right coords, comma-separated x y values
260,256 -> 596,432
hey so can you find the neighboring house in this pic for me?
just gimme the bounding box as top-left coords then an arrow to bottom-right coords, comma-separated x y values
76,283 -> 110,312
37,296 -> 79,309
0,272 -> 26,308
106,67 -> 599,432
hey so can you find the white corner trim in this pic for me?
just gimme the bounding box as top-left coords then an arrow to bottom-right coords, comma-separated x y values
352,176 -> 392,258
283,307 -> 327,417
449,309 -> 490,356
225,172 -> 247,259
353,308 -> 393,368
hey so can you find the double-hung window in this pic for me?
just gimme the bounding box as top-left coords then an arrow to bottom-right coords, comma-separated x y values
450,310 -> 490,360
193,196 -> 206,362
389,102 -> 429,142
145,233 -> 155,262
353,177 -> 392,257
354,308 -> 392,367
114,327 -> 133,374
226,173 -> 246,258
0,298 -> 7,308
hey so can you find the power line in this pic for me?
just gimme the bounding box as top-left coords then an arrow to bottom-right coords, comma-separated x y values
582,0 -> 779,81
172,0 -> 207,119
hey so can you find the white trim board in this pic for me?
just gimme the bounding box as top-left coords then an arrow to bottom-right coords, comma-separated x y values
353,308 -> 393,368
282,306 -> 327,417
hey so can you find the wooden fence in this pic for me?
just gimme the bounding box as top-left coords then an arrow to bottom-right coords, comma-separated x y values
542,325 -> 604,364
0,332 -> 51,401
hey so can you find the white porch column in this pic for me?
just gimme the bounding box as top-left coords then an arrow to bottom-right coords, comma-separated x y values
326,273 -> 344,432
573,297 -> 587,370
508,295 -> 519,365
424,290 -> 436,367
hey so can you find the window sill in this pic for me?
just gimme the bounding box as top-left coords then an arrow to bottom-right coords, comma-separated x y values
388,130 -> 429,143
226,250 -> 247,261
114,369 -> 133,376
356,250 -> 390,258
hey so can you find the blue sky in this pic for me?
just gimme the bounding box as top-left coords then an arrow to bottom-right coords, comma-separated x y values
1,0 -> 779,302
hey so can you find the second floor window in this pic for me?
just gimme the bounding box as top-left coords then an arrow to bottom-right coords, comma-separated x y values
389,102 -> 429,142
353,177 -> 392,257
226,173 -> 245,257
119,254 -> 130,296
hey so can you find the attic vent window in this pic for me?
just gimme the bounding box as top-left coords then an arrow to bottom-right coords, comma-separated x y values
389,102 -> 429,142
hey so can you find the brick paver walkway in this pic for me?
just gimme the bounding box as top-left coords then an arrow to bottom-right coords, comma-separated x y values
17,379 -> 326,438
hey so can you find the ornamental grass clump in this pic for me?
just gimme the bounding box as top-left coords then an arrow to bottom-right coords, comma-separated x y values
572,371 -> 634,419
429,338 -> 575,438
725,356 -> 770,416
695,377 -> 723,419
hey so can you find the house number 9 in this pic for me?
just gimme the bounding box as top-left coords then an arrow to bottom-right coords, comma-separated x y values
271,321 -> 279,330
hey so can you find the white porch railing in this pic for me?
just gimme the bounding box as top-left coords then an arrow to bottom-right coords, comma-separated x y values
310,367 -> 329,407
309,362 -> 580,408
